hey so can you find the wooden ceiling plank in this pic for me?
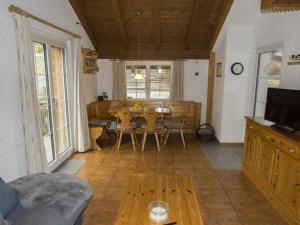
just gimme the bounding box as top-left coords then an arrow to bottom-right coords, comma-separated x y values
111,0 -> 129,49
154,0 -> 161,49
68,0 -> 99,53
185,0 -> 201,51
209,0 -> 234,50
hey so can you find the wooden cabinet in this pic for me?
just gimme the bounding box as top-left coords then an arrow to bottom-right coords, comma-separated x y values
274,151 -> 300,216
243,118 -> 300,225
243,131 -> 259,175
255,140 -> 277,188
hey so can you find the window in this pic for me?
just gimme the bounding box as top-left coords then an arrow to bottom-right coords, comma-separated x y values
150,65 -> 171,99
33,41 -> 71,164
126,64 -> 171,99
126,65 -> 146,99
254,49 -> 283,117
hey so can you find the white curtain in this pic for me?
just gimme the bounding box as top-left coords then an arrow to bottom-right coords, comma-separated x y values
171,61 -> 184,101
13,14 -> 48,174
112,61 -> 126,100
73,39 -> 90,152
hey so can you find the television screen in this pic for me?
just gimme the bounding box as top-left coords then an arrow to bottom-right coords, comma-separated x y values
265,88 -> 300,131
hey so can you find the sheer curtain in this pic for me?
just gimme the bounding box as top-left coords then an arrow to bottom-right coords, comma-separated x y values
171,61 -> 184,101
112,61 -> 126,100
73,38 -> 90,152
13,13 -> 48,174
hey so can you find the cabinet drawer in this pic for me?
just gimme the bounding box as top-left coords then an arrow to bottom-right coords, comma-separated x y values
260,129 -> 281,147
247,121 -> 261,135
281,139 -> 300,160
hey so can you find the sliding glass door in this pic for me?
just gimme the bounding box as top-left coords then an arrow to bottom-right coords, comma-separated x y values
33,41 -> 71,167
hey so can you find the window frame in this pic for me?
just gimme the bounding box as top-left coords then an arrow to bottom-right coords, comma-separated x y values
31,29 -> 74,172
253,44 -> 283,117
125,61 -> 173,100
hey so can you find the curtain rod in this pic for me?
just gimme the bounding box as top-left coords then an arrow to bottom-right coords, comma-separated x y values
109,59 -> 188,62
8,5 -> 81,39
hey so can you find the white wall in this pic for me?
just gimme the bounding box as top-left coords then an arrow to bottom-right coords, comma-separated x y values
0,0 -> 98,181
97,59 -> 114,99
212,35 -> 227,141
97,59 -> 209,124
220,26 -> 254,143
212,0 -> 300,143
183,60 -> 209,124
252,13 -> 300,90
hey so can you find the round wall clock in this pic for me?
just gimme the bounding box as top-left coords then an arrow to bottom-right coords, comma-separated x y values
231,62 -> 244,75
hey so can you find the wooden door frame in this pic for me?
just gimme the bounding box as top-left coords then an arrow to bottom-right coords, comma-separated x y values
206,51 -> 215,124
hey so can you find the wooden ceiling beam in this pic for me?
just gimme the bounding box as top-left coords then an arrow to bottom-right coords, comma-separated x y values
209,0 -> 234,50
154,0 -> 161,49
68,0 -> 99,54
185,0 -> 201,50
111,0 -> 129,49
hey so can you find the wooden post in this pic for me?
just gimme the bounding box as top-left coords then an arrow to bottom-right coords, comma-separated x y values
206,51 -> 215,124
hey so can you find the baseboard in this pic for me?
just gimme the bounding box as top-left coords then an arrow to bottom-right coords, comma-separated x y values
218,142 -> 244,147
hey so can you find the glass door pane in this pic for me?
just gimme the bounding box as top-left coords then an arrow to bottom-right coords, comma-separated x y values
33,42 -> 55,163
254,50 -> 283,117
49,46 -> 71,155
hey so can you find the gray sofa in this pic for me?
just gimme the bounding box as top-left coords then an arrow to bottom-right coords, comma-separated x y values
0,173 -> 92,225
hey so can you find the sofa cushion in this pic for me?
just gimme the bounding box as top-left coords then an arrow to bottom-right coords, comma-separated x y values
0,178 -> 18,217
0,217 -> 13,225
6,205 -> 66,225
8,173 -> 92,225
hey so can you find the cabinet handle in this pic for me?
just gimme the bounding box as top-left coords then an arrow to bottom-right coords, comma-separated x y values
250,126 -> 254,129
290,149 -> 295,153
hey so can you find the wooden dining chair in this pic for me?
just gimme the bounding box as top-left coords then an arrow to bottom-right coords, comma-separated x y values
115,108 -> 137,151
163,108 -> 187,148
141,108 -> 161,151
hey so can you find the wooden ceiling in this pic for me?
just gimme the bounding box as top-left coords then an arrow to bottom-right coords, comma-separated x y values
69,0 -> 234,59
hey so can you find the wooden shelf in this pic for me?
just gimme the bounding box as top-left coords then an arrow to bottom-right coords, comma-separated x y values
288,60 -> 300,65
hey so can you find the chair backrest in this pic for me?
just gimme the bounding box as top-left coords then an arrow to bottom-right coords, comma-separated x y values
143,108 -> 160,130
165,105 -> 187,123
116,108 -> 134,129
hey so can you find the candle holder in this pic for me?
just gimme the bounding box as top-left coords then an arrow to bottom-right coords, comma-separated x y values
148,201 -> 169,223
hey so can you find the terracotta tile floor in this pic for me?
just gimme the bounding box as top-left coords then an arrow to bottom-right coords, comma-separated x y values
73,135 -> 288,225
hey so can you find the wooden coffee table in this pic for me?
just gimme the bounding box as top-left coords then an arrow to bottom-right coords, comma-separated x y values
114,174 -> 204,225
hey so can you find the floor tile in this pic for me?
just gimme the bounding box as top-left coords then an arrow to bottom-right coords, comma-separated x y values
73,137 -> 286,225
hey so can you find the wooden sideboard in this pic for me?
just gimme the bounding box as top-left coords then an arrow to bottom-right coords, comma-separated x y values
243,117 -> 300,225
87,100 -> 201,131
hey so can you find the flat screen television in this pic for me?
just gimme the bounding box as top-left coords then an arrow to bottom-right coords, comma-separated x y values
264,88 -> 300,131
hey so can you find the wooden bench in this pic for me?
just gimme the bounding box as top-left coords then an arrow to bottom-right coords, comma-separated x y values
87,100 -> 201,132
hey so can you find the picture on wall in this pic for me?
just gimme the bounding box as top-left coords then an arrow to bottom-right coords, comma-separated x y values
216,63 -> 222,77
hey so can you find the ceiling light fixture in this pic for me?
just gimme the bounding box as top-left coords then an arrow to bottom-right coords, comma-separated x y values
158,66 -> 162,74
134,10 -> 145,80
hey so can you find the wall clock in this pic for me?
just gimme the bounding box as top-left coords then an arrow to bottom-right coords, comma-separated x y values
231,62 -> 244,75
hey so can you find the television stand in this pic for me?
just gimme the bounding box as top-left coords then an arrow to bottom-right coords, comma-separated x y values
271,124 -> 295,133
